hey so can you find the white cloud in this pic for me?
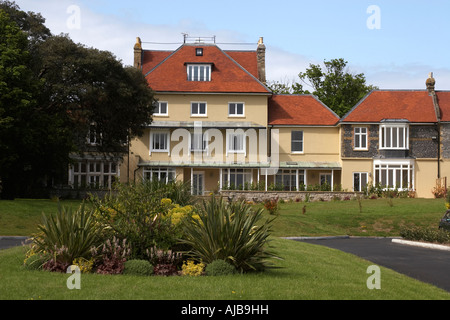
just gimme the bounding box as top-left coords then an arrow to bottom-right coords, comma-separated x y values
15,1 -> 450,91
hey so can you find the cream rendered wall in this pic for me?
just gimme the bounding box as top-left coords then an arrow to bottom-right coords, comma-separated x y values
125,93 -> 270,182
415,159 -> 439,198
154,94 -> 269,126
341,159 -> 373,192
275,127 -> 340,163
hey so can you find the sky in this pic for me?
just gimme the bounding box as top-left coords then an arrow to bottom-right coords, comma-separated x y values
13,0 -> 450,90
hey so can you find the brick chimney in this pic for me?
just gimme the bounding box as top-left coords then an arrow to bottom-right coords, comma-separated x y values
134,37 -> 142,69
257,37 -> 266,84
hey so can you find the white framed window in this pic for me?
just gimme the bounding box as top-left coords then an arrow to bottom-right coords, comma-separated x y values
150,131 -> 169,153
222,169 -> 252,189
353,172 -> 368,192
320,173 -> 332,186
379,124 -> 409,150
228,102 -> 245,117
190,131 -> 208,152
87,123 -> 101,146
191,102 -> 207,117
227,131 -> 245,154
354,127 -> 368,150
374,160 -> 414,190
275,169 -> 305,191
153,101 -> 168,116
291,131 -> 303,153
187,64 -> 211,81
143,167 -> 176,183
70,160 -> 119,189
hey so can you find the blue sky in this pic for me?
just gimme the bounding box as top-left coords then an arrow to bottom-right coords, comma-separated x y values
15,0 -> 450,90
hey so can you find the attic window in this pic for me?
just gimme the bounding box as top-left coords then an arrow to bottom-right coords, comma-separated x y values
187,64 -> 211,81
196,48 -> 203,56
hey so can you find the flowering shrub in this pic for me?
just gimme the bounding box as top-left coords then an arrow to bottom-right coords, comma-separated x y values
72,257 -> 95,273
263,197 -> 279,215
432,185 -> 446,198
93,237 -> 131,275
181,260 -> 205,276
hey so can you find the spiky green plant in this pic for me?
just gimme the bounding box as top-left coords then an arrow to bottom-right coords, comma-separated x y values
31,203 -> 103,264
180,196 -> 280,272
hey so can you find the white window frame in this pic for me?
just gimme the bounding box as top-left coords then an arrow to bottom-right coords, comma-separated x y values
227,131 -> 245,154
69,160 -> 119,189
87,123 -> 101,146
222,168 -> 253,189
150,130 -> 170,154
320,173 -> 332,186
187,64 -> 211,81
228,102 -> 245,117
379,124 -> 409,150
353,172 -> 369,192
291,130 -> 304,154
143,167 -> 176,183
373,159 -> 414,191
354,127 -> 368,150
191,102 -> 207,117
190,131 -> 208,152
153,101 -> 168,116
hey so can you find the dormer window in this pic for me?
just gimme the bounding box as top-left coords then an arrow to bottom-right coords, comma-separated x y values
195,48 -> 203,56
187,64 -> 211,81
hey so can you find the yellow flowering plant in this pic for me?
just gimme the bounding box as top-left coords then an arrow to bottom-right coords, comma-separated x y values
181,259 -> 205,276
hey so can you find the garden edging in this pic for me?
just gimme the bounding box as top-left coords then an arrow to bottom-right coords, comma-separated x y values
391,238 -> 450,251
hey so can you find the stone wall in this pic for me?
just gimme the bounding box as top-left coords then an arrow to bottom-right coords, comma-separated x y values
220,190 -> 362,202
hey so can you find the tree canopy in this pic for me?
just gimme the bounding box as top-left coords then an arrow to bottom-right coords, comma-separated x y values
268,58 -> 378,117
0,1 -> 156,198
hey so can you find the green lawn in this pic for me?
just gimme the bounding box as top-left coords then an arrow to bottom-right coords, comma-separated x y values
1,237 -> 449,300
0,197 -> 449,300
0,197 -> 446,237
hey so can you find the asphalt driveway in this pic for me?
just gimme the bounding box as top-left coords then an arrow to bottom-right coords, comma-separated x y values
294,237 -> 450,293
0,237 -> 29,250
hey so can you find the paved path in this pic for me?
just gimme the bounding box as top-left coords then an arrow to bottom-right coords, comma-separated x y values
0,237 -> 29,250
294,237 -> 450,293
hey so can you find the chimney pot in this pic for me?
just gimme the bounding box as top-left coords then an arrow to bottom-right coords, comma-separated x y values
426,72 -> 436,92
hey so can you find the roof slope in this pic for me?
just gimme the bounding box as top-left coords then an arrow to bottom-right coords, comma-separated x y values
142,44 -> 270,94
436,91 -> 450,122
268,95 -> 340,126
341,90 -> 438,123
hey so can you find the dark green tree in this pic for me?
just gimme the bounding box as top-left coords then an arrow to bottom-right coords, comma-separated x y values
268,58 -> 378,117
0,9 -> 62,198
0,2 -> 156,198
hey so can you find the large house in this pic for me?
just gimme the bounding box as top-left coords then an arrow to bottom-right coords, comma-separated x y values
122,37 -> 343,195
69,37 -> 450,199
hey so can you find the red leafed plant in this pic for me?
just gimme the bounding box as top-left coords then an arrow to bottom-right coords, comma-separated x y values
94,237 -> 131,275
263,197 -> 279,215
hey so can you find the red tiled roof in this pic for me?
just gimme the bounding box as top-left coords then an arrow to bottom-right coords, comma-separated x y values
268,95 -> 340,126
341,90 -> 438,123
224,51 -> 258,79
436,91 -> 450,122
142,50 -> 172,76
142,44 -> 269,94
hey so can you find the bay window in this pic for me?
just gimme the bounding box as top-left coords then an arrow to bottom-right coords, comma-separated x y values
379,124 -> 409,150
